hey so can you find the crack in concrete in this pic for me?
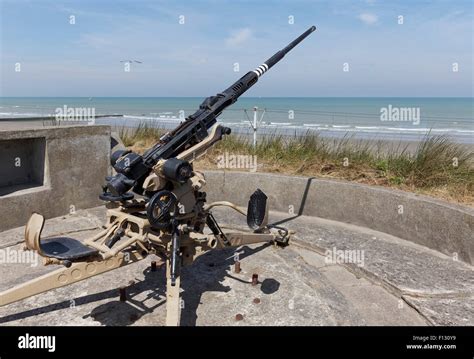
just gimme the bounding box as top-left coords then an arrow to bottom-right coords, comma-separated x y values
291,238 -> 473,301
289,238 -> 470,326
293,242 -> 436,326
401,291 -> 473,300
401,296 -> 435,326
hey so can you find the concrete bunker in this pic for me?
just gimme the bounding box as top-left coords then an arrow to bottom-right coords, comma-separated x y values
0,137 -> 46,196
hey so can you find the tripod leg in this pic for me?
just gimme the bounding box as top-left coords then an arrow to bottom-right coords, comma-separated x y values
165,257 -> 181,326
0,250 -> 145,307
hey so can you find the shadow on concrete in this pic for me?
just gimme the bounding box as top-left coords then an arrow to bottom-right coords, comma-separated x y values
0,265 -> 168,325
83,265 -> 168,326
0,242 -> 278,326
0,287 -> 121,325
180,242 -> 274,326
269,177 -> 315,227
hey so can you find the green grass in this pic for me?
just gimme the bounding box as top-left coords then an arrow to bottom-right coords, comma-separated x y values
118,122 -> 164,147
209,131 -> 473,202
384,135 -> 473,188
119,122 -> 474,204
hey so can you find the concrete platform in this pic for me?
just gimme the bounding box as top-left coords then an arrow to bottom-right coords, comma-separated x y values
0,206 -> 472,326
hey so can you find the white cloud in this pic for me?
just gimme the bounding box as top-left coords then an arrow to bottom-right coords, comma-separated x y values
358,13 -> 378,25
225,28 -> 252,47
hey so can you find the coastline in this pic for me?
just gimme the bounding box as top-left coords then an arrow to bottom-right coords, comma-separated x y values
1,117 -> 472,156
1,97 -> 472,144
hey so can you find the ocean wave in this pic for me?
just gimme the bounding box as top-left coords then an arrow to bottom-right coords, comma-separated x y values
97,113 -> 474,135
298,125 -> 474,135
0,112 -> 49,118
122,115 -> 182,122
269,122 -> 292,126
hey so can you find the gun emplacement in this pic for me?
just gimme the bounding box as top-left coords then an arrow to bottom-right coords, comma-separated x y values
0,26 -> 316,326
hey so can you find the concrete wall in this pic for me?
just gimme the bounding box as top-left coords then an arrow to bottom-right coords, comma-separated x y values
203,171 -> 474,265
0,126 -> 111,231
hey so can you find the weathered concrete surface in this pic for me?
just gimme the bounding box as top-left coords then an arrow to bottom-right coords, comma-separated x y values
213,207 -> 474,326
203,171 -> 474,265
0,126 -> 111,231
402,296 -> 474,326
0,206 -> 471,326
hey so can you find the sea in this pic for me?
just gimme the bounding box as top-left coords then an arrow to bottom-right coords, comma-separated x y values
0,97 -> 472,143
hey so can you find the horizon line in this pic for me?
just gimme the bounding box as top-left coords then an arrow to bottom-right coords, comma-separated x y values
1,96 -> 473,99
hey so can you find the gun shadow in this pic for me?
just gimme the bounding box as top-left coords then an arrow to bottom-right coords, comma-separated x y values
180,242 -> 273,326
0,266 -> 167,326
0,242 -> 274,326
268,176 -> 315,227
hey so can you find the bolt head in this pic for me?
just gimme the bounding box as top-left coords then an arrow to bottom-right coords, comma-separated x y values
251,273 -> 259,285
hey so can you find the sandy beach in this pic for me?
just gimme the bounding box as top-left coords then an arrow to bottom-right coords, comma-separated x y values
1,118 -> 472,156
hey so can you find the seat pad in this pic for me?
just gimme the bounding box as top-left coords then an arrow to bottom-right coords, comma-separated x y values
40,237 -> 98,260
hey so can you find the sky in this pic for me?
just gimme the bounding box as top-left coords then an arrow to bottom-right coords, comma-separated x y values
0,0 -> 472,97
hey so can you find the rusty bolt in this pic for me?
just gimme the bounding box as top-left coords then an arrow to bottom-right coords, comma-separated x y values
253,298 -> 261,304
151,261 -> 157,272
119,286 -> 127,302
251,273 -> 259,286
235,314 -> 244,321
234,261 -> 241,273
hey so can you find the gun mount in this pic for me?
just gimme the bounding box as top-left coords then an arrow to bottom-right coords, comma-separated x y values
0,26 -> 316,326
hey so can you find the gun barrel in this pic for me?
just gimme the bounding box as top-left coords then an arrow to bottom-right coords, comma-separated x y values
281,26 -> 317,57
254,26 -> 316,76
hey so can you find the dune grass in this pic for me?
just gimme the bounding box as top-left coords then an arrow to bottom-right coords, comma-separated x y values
118,122 -> 164,148
118,123 -> 474,205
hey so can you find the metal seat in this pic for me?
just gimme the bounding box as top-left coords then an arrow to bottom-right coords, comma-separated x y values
25,213 -> 98,261
40,237 -> 98,260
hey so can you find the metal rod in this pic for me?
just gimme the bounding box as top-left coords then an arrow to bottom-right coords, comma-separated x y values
253,106 -> 258,148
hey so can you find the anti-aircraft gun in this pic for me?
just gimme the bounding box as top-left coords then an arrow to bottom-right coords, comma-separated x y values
0,26 -> 316,325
